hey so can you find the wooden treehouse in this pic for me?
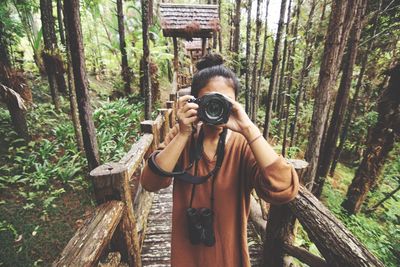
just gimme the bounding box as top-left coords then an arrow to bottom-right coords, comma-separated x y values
159,3 -> 220,90
53,90 -> 384,266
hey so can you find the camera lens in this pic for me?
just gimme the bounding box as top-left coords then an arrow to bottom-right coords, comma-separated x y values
205,99 -> 223,120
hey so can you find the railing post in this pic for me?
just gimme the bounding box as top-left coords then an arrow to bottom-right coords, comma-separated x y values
158,108 -> 170,143
141,120 -> 159,155
263,159 -> 309,267
90,164 -> 142,267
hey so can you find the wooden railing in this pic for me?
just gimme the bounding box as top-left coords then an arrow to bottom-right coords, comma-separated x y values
53,92 -> 384,267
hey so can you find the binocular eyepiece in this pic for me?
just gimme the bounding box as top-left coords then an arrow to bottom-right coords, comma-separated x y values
186,207 -> 215,246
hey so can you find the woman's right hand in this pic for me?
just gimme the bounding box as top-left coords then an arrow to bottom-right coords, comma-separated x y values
177,95 -> 199,136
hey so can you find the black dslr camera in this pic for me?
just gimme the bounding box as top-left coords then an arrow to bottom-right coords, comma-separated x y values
188,93 -> 232,125
186,207 -> 215,246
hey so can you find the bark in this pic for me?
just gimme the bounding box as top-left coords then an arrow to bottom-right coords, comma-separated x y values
141,0 -> 152,119
342,64 -> 400,214
289,0 -> 317,147
263,0 -> 287,139
244,0 -> 252,114
330,0 -> 382,176
232,0 -> 241,74
40,0 -> 60,110
40,0 -> 67,97
303,0 -> 359,191
63,13 -> 84,152
117,0 -> 132,95
288,186 -> 385,266
276,0 -> 292,123
63,0 -> 101,171
282,0 -> 302,157
250,0 -> 262,122
57,0 -> 65,46
314,0 -> 367,197
256,0 -> 270,112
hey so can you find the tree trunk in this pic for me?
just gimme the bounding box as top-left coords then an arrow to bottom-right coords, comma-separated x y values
263,0 -> 287,139
303,0 -> 359,191
218,0 -> 222,53
289,0 -> 317,147
232,0 -> 241,74
282,0 -> 302,157
244,0 -> 252,114
276,0 -> 292,125
117,0 -> 132,95
255,0 -> 270,115
342,64 -> 400,214
250,0 -> 262,122
329,0 -> 382,177
57,0 -> 65,46
63,0 -> 100,171
141,0 -> 152,119
63,11 -> 84,152
314,0 -> 367,197
40,0 -> 61,110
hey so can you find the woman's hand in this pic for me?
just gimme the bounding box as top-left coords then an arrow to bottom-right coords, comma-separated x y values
224,98 -> 255,137
176,95 -> 199,136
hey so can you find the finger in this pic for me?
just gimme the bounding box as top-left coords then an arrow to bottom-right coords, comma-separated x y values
178,95 -> 195,108
181,102 -> 199,113
185,116 -> 199,124
184,109 -> 197,118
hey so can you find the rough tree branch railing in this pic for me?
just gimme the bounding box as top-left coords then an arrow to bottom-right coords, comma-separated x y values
54,91 -> 383,267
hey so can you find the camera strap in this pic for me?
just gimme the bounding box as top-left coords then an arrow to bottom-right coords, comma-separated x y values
148,127 -> 227,185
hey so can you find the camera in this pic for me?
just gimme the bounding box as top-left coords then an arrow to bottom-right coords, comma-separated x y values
188,93 -> 232,125
186,207 -> 215,246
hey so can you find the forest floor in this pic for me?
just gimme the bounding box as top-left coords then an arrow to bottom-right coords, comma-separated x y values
0,74 -> 399,266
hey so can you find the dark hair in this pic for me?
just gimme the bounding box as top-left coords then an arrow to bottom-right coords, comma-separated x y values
191,54 -> 240,98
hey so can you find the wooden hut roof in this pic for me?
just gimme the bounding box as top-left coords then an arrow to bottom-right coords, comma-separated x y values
160,4 -> 220,39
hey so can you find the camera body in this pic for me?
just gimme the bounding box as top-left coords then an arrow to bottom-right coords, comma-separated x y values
188,93 -> 232,125
186,207 -> 215,246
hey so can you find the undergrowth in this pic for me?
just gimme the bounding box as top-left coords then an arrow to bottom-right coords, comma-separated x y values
0,96 -> 144,266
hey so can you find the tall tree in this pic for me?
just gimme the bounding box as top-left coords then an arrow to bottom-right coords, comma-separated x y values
63,4 -> 84,152
255,0 -> 270,118
232,0 -> 241,74
303,0 -> 360,191
342,64 -> 400,214
117,0 -> 132,95
250,0 -> 262,121
141,0 -> 151,119
276,0 -> 292,123
313,0 -> 367,197
282,0 -> 302,156
330,0 -> 383,176
263,0 -> 288,139
289,0 -> 317,147
40,0 -> 60,110
63,0 -> 100,170
244,0 -> 252,114
56,0 -> 65,46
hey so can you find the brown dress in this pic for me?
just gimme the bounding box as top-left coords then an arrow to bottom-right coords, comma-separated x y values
140,125 -> 299,267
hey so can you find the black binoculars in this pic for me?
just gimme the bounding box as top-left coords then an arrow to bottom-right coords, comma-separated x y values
186,207 -> 215,246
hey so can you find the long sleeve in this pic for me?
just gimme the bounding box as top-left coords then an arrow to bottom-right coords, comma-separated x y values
243,143 -> 299,204
140,124 -> 181,192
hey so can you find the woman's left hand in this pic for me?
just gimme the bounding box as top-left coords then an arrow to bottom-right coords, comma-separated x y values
224,98 -> 254,135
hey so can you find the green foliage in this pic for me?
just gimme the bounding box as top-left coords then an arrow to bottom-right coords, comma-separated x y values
0,94 -> 144,265
320,164 -> 400,266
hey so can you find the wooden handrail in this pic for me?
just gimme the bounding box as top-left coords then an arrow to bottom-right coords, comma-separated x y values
53,201 -> 124,267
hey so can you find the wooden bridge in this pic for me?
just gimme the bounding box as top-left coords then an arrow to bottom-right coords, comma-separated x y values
52,92 -> 384,267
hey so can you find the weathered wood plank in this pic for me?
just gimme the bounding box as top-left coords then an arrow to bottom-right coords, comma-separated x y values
53,201 -> 124,267
288,186 -> 384,267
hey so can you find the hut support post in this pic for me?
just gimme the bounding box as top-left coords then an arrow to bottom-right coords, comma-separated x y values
201,38 -> 207,56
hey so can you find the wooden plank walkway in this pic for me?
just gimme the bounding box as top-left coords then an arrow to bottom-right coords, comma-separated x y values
141,186 -> 263,266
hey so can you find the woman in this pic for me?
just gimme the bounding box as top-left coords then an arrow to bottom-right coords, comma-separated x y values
140,54 -> 299,267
